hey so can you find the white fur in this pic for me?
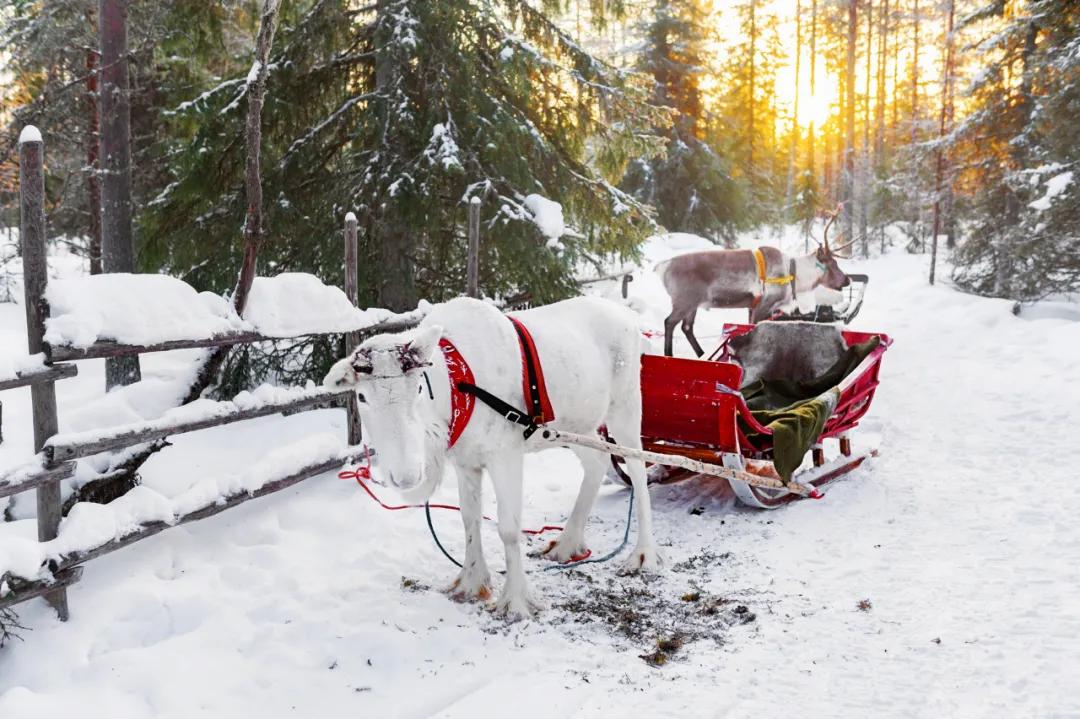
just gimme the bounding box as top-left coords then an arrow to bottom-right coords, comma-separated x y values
324,296 -> 661,620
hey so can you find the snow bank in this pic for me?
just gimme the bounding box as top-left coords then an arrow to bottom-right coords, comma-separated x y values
44,274 -> 248,348
43,272 -> 429,348
0,433 -> 352,585
523,194 -> 565,247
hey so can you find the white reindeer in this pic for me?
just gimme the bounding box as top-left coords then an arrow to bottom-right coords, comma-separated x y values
324,296 -> 660,620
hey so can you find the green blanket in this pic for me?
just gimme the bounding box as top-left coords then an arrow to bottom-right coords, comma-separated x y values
739,337 -> 881,481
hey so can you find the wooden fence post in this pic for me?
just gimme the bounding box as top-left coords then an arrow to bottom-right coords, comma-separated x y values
467,197 -> 480,298
19,126 -> 69,620
343,212 -> 362,446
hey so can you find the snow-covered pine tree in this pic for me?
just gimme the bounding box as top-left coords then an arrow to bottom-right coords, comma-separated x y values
144,0 -> 666,311
951,0 -> 1080,302
620,0 -> 742,244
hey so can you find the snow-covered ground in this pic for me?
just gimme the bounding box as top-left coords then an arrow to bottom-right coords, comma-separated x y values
2,233 -> 1079,717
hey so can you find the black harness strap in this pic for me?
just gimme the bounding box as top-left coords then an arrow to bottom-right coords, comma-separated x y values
456,381 -> 540,439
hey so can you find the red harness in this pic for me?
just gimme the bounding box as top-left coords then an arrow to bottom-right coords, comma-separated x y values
440,316 -> 555,448
439,338 -> 475,449
507,315 -> 556,426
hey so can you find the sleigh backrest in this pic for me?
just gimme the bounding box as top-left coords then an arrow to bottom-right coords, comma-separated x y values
640,354 -> 743,451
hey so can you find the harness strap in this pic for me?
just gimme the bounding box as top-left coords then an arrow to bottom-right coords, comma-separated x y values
754,248 -> 795,286
752,248 -> 795,309
456,381 -> 540,438
449,315 -> 555,440
507,315 -> 555,425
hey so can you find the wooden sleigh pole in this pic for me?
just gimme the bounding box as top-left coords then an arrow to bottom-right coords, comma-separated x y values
536,428 -> 812,497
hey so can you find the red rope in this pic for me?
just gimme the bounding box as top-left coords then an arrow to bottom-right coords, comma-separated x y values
338,448 -> 591,560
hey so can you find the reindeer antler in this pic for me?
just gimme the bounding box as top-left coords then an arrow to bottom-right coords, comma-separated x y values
816,203 -> 842,252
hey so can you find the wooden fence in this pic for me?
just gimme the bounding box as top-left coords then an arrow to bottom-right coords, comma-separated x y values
0,131 -> 419,618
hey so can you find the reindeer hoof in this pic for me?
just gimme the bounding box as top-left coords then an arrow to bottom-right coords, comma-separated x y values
540,536 -> 589,564
493,587 -> 546,621
619,545 -> 664,576
448,572 -> 493,603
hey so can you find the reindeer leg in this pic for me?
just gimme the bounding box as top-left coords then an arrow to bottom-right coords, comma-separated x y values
663,311 -> 680,357
681,308 -> 705,357
490,455 -> 544,621
541,446 -> 605,563
448,464 -> 492,602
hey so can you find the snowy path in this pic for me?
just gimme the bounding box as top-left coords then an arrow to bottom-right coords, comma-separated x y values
2,249 -> 1079,717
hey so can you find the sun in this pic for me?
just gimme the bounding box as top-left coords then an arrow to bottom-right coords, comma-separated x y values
799,68 -> 838,127
777,53 -> 838,129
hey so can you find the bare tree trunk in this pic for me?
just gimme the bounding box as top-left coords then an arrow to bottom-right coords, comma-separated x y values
86,45 -> 102,276
748,0 -> 757,179
373,0 -> 418,312
231,0 -> 280,316
909,0 -> 922,249
183,0 -> 280,398
929,0 -> 954,285
842,0 -> 857,247
785,0 -> 803,221
99,0 -> 140,388
875,0 -> 888,250
808,0 -> 817,206
859,0 -> 873,257
892,1 -> 900,128
824,126 -> 832,205
942,1 -> 956,250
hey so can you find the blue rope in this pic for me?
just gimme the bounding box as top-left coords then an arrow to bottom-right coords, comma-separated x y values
542,490 -> 634,572
425,502 -> 463,568
423,490 -> 635,573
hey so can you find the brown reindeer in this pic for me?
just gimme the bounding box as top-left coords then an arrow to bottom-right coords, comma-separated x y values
656,211 -> 853,357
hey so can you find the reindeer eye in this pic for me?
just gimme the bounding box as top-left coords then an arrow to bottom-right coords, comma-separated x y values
355,392 -> 366,404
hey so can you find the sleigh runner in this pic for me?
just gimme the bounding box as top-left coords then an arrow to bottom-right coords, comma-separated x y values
547,321 -> 891,509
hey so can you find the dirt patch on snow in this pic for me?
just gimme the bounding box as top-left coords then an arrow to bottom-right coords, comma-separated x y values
546,565 -> 757,665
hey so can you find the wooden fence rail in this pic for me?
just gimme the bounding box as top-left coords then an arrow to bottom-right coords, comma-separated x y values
0,461 -> 76,501
45,389 -> 352,464
0,364 -> 78,392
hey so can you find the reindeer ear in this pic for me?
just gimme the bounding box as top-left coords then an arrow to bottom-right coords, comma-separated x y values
399,324 -> 442,372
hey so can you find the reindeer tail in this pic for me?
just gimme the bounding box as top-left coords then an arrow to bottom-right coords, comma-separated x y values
653,257 -> 673,286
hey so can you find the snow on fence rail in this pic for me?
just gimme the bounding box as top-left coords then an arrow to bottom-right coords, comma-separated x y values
45,385 -> 352,464
42,270 -> 428,355
0,363 -> 78,392
0,458 -> 75,501
0,128 -> 419,618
